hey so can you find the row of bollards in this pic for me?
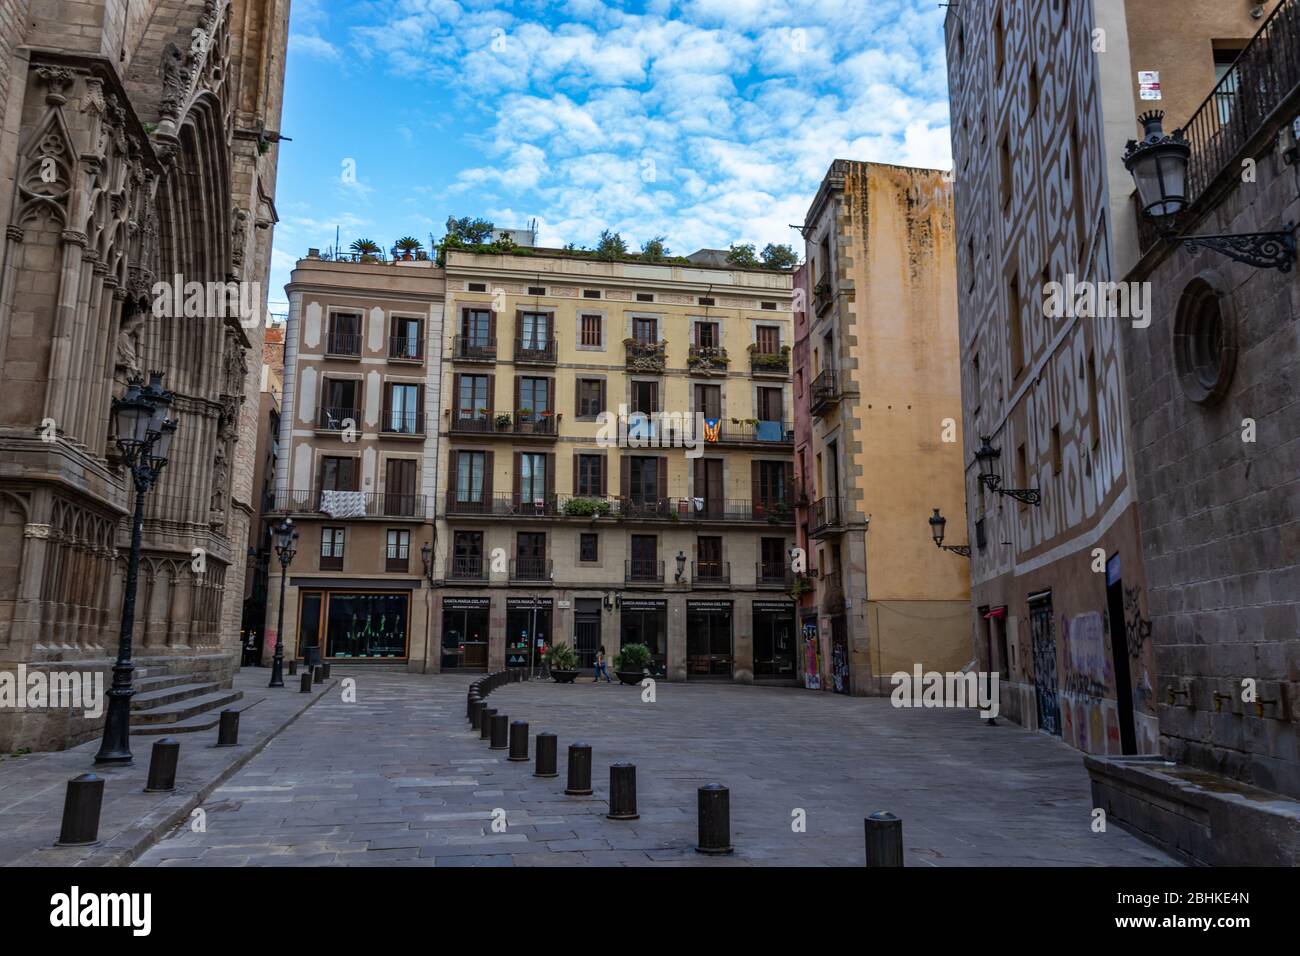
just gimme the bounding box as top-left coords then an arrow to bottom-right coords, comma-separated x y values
467,670 -> 903,864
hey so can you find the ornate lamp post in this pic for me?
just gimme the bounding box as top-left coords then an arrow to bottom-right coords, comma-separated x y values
96,373 -> 178,765
674,550 -> 687,582
268,517 -> 298,688
974,436 -> 1041,506
1123,110 -> 1295,271
928,508 -> 971,557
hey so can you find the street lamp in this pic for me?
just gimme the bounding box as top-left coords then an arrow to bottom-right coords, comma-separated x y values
96,373 -> 178,765
928,508 -> 971,557
269,517 -> 298,688
420,541 -> 434,582
974,436 -> 1040,506
674,550 -> 686,582
1124,110 -> 1295,271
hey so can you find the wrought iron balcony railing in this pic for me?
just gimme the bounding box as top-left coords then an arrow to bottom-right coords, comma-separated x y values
810,496 -> 844,535
810,369 -> 840,415
316,406 -> 362,431
510,557 -> 553,581
326,331 -> 363,357
515,336 -> 558,365
692,560 -> 730,585
452,336 -> 496,362
381,412 -> 424,436
625,559 -> 664,583
388,336 -> 423,361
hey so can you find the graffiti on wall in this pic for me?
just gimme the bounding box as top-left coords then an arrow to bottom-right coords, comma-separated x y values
1059,611 -> 1114,753
1123,585 -> 1152,660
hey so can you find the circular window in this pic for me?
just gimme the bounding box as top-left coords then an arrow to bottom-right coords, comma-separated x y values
1173,276 -> 1236,405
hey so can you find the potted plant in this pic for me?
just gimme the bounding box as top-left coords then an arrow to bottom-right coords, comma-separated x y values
612,643 -> 652,684
545,642 -> 579,682
350,238 -> 381,263
516,407 -> 533,433
393,236 -> 423,261
495,413 -> 512,431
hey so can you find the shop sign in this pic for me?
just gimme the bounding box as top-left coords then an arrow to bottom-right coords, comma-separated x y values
687,600 -> 733,612
620,598 -> 666,610
753,600 -> 795,613
507,597 -> 554,610
443,596 -> 490,609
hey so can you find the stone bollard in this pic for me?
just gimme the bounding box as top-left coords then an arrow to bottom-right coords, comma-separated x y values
300,671 -> 312,693
508,721 -> 529,762
144,738 -> 180,793
490,713 -> 509,750
608,763 -> 639,820
534,733 -> 558,777
565,742 -> 593,795
480,707 -> 496,741
696,783 -> 733,854
216,709 -> 240,747
56,774 -> 105,847
864,811 -> 904,867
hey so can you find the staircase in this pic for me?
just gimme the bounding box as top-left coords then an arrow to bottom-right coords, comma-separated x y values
129,666 -> 244,736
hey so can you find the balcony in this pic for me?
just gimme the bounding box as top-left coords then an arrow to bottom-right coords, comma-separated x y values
810,496 -> 844,537
449,413 -> 496,436
388,336 -> 423,362
271,490 -> 430,520
692,560 -> 730,587
445,492 -> 559,518
449,413 -> 557,440
687,345 -> 730,375
625,559 -> 664,584
756,561 -> 793,589
380,411 -> 425,438
451,336 -> 496,363
448,556 -> 487,581
749,348 -> 790,376
515,336 -> 557,366
315,406 -> 362,433
701,419 -> 793,446
625,338 -> 666,372
510,557 -> 553,582
810,369 -> 841,415
813,280 -> 833,317
385,551 -> 409,574
325,331 -> 363,358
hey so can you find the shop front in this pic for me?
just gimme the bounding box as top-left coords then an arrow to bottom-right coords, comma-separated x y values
619,598 -> 666,675
296,589 -> 411,661
506,596 -> 552,671
686,600 -> 733,678
752,599 -> 797,679
441,595 -> 491,671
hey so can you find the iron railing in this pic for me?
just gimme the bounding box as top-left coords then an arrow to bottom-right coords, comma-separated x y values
448,556 -> 487,580
270,490 -> 429,519
388,336 -> 423,361
515,336 -> 558,365
451,336 -> 496,362
316,406 -> 362,431
381,412 -> 424,436
810,369 -> 840,414
326,331 -> 362,356
510,557 -> 552,581
625,559 -> 664,583
811,496 -> 843,534
692,560 -> 730,584
756,561 -> 793,588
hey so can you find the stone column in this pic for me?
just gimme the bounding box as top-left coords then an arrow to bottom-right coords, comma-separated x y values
667,595 -> 687,682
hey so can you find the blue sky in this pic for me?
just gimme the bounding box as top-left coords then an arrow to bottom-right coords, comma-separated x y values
269,0 -> 953,309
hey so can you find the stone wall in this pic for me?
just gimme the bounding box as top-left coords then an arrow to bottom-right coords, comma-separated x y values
1121,135 -> 1300,797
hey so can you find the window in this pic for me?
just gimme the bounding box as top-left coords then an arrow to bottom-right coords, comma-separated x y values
520,452 -> 547,502
636,292 -> 654,303
386,529 -> 410,572
694,383 -> 721,420
327,312 -> 361,355
383,459 -> 418,516
1173,276 -> 1236,405
1051,424 -> 1062,475
1008,271 -> 1024,375
629,534 -> 658,579
627,457 -> 660,502
517,377 -> 551,422
697,536 -> 723,578
760,537 -> 786,578
993,8 -> 1005,78
695,321 -> 719,348
456,451 -> 486,503
519,311 -> 551,349
583,289 -> 602,299
456,374 -> 489,420
966,235 -> 977,293
527,286 -> 546,296
320,527 -> 345,570
757,387 -> 783,423
580,314 -> 603,348
384,382 -> 421,433
467,282 -> 487,292
633,317 -> 657,344
576,454 -> 605,496
452,531 -> 484,578
515,532 -> 547,580
461,308 -> 491,345
694,458 -> 723,510
756,461 -> 789,506
390,315 -> 421,359
576,378 -> 604,418
761,301 -> 777,310
579,533 -> 598,563
755,326 -> 780,354
698,297 -> 715,306
319,456 -> 358,491
1028,66 -> 1039,120
631,380 -> 658,415
321,379 -> 360,428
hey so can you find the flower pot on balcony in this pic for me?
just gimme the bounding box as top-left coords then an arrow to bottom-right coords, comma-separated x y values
551,669 -> 579,683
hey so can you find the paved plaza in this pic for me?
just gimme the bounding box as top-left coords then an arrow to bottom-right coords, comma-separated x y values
131,670 -> 1175,867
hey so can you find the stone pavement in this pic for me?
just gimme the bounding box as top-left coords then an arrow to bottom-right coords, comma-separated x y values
0,667 -> 334,867
134,670 -> 1176,867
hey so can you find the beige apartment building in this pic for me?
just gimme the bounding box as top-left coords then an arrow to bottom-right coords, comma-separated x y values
269,254 -> 444,669
795,159 -> 970,696
432,250 -> 797,682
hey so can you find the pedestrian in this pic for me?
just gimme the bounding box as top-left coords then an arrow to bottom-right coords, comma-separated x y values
593,645 -> 613,683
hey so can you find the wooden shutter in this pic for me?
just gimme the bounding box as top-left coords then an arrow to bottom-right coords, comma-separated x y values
451,374 -> 461,419
572,453 -> 580,495
488,309 -> 496,343
546,377 -> 555,414
649,381 -> 659,412
751,460 -> 762,507
448,450 -> 459,498
512,452 -> 522,506
575,381 -> 583,418
620,457 -> 630,500
486,374 -> 495,416
382,382 -> 392,423
484,450 -> 494,501
545,453 -> 556,500
601,450 -> 609,496
658,457 -> 668,503
417,384 -> 425,429
515,309 -> 524,349
598,379 -> 607,414
514,376 -> 521,416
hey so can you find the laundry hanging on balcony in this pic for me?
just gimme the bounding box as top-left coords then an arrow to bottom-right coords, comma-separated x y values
320,489 -> 368,518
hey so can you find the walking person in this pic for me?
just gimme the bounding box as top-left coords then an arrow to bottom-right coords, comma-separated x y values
593,645 -> 613,683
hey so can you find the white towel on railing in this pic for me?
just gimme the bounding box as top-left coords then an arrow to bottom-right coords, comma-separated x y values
320,489 -> 367,518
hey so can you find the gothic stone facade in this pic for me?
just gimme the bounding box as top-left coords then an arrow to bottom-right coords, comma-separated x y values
0,0 -> 289,751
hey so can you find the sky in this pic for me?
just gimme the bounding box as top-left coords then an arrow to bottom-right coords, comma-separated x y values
268,0 -> 953,310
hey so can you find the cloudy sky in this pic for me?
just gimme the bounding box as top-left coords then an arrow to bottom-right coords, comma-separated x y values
268,0 -> 953,309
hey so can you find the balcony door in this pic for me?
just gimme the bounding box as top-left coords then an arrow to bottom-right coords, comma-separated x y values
452,450 -> 490,512
453,531 -> 484,579
384,459 -> 417,517
322,379 -> 360,428
630,534 -> 657,580
515,532 -> 546,580
461,308 -> 491,345
520,311 -> 550,349
693,458 -> 723,517
384,383 -> 421,434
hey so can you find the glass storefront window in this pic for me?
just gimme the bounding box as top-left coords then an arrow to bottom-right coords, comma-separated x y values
442,601 -> 489,670
325,592 -> 408,659
753,602 -> 796,678
686,602 -> 733,677
297,591 -> 323,661
620,602 -> 666,674
506,600 -> 551,670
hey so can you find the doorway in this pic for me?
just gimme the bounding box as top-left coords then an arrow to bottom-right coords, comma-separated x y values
573,598 -> 602,671
1105,554 -> 1138,755
1028,591 -> 1060,736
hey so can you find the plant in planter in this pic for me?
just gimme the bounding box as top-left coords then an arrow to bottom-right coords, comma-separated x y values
495,413 -> 512,431
612,642 -> 653,684
350,238 -> 382,262
564,496 -> 612,518
516,407 -> 533,432
393,236 -> 423,261
544,642 -> 579,682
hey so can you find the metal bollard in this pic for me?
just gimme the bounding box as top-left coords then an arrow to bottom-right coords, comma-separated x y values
535,732 -> 558,777
508,721 -> 529,762
300,671 -> 312,693
608,762 -> 639,820
313,665 -> 324,684
469,699 -> 485,729
144,738 -> 180,793
696,783 -> 733,854
321,663 -> 331,679
288,660 -> 297,676
56,773 -> 105,847
467,693 -> 480,720
480,707 -> 496,741
216,709 -> 240,747
864,811 -> 904,867
489,713 -> 509,750
565,742 -> 593,795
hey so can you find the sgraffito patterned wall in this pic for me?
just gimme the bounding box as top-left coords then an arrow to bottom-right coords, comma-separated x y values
946,0 -> 1158,754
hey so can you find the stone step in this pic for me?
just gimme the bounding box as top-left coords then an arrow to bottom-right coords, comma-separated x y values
131,675 -> 209,700
132,694 -> 267,736
130,689 -> 244,726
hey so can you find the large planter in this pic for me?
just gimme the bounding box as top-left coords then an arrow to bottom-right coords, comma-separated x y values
616,670 -> 644,686
551,669 -> 579,683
